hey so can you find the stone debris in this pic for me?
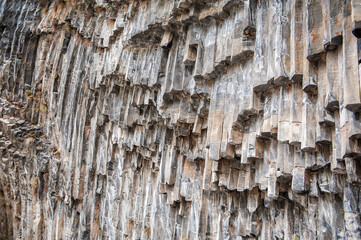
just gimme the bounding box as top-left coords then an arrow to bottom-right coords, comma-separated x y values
0,0 -> 361,239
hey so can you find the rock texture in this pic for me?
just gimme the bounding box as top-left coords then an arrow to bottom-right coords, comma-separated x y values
1,0 -> 361,239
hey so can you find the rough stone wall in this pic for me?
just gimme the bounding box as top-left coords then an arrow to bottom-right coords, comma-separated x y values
1,0 -> 361,239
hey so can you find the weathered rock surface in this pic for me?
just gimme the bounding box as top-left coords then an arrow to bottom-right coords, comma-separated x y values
1,0 -> 361,239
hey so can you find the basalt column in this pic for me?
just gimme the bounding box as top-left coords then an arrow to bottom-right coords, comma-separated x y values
1,0 -> 361,239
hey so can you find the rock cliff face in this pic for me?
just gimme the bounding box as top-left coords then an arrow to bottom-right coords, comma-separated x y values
1,0 -> 361,239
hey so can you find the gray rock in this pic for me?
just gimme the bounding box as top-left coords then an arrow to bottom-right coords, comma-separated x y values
0,0 -> 361,239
